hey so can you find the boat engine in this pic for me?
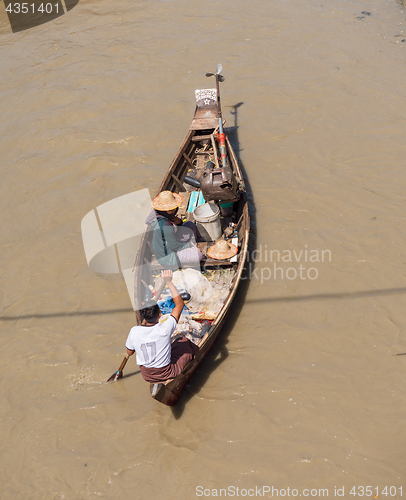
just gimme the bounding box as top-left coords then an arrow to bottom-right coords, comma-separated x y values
199,161 -> 239,202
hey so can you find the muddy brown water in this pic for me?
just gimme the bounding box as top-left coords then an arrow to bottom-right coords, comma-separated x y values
1,0 -> 406,498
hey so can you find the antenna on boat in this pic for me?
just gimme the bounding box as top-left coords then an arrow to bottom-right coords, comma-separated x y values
205,64 -> 227,170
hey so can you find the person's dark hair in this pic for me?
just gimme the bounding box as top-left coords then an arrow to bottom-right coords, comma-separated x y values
140,302 -> 161,323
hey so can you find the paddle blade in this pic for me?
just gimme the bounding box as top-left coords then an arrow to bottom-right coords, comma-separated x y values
217,63 -> 223,75
107,355 -> 129,382
206,72 -> 215,77
218,75 -> 225,82
107,370 -> 120,382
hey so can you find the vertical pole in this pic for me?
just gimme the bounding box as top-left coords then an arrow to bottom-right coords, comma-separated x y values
216,75 -> 227,171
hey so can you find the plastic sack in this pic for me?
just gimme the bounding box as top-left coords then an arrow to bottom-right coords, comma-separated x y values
172,268 -> 230,316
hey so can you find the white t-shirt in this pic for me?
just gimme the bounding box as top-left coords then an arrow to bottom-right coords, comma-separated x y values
125,315 -> 177,368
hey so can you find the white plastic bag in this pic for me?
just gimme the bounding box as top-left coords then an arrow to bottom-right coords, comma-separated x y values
172,268 -> 229,315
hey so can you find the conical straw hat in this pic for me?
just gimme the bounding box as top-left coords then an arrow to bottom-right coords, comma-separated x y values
151,190 -> 183,211
207,239 -> 238,260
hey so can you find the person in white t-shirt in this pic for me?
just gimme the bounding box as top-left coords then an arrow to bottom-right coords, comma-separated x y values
125,270 -> 199,382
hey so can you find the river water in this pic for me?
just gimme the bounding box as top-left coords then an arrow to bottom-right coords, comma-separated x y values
1,0 -> 406,498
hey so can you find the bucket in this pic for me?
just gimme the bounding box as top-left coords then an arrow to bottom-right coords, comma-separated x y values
193,202 -> 222,242
219,201 -> 233,217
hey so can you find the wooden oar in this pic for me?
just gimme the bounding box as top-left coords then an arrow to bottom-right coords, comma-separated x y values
107,354 -> 129,382
106,277 -> 167,382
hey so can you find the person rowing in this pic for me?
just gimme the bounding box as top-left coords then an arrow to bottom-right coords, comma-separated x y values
125,270 -> 199,383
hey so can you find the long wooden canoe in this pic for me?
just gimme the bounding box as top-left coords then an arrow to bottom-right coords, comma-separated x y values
133,84 -> 250,406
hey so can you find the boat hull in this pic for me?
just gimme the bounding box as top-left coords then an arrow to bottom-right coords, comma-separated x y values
133,87 -> 250,406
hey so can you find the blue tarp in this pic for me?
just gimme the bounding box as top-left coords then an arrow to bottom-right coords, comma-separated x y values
158,297 -> 189,315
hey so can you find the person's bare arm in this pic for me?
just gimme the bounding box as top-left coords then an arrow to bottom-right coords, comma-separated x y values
161,270 -> 184,322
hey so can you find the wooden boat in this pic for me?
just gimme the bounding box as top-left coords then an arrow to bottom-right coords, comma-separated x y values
133,74 -> 250,406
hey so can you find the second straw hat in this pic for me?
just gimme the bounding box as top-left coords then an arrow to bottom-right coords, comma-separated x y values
207,239 -> 238,260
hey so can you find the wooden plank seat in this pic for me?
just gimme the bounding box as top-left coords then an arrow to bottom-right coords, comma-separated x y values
201,259 -> 236,269
178,191 -> 191,219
